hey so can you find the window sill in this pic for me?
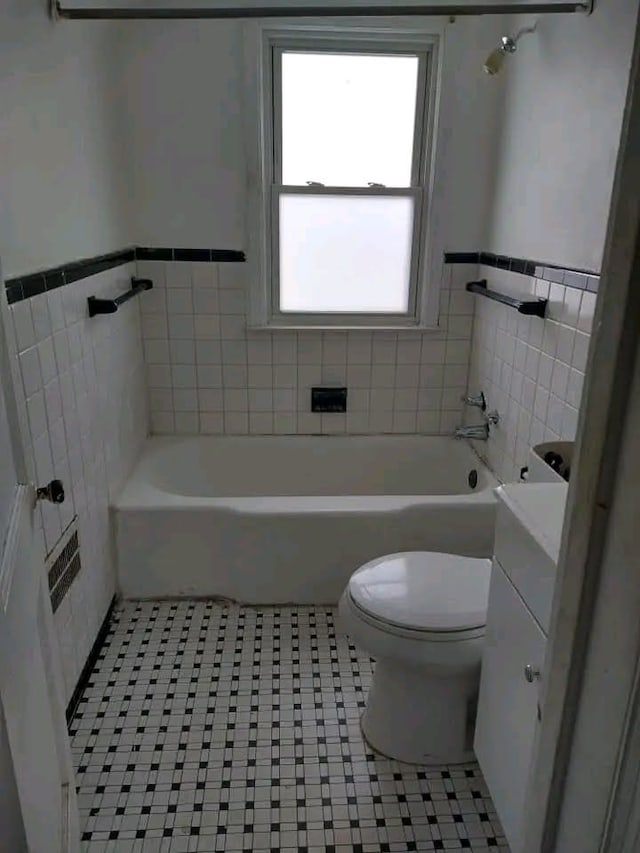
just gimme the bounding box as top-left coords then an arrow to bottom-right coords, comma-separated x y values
246,322 -> 442,332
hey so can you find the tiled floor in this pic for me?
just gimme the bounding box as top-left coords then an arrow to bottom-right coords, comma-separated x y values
71,602 -> 508,852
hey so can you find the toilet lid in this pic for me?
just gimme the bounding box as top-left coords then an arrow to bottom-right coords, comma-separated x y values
348,551 -> 492,633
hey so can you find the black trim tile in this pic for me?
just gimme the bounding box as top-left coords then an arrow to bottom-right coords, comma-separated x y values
21,274 -> 46,299
173,248 -> 212,262
479,252 -> 497,267
5,248 -> 136,301
508,258 -> 528,274
137,247 -> 246,263
64,249 -> 135,283
210,249 -> 246,262
44,271 -> 65,291
5,284 -> 23,305
136,247 -> 173,261
66,595 -> 117,727
443,252 -> 478,264
446,250 -> 599,292
4,245 -> 246,307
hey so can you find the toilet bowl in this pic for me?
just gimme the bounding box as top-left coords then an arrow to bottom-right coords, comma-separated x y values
339,551 -> 492,765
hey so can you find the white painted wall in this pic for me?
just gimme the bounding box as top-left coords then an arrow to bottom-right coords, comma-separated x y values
0,1 -> 130,279
119,21 -> 247,249
117,16 -> 505,253
488,0 -> 639,272
0,701 -> 25,852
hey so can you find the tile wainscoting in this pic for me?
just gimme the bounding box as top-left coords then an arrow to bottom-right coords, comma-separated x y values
2,261 -> 148,703
138,259 -> 477,436
465,263 -> 597,483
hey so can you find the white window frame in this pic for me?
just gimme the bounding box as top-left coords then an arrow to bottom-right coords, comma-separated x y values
245,21 -> 443,330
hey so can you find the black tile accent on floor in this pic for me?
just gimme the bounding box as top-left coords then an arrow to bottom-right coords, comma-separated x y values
71,601 -> 509,852
444,251 -> 599,293
66,595 -> 117,728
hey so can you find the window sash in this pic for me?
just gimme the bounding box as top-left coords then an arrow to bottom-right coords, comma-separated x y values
256,32 -> 434,328
272,43 -> 429,189
271,185 -> 423,326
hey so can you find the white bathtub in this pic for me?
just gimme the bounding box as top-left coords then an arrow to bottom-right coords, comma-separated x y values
114,435 -> 498,603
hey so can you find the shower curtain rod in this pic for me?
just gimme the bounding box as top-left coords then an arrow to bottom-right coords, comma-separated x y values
52,0 -> 593,19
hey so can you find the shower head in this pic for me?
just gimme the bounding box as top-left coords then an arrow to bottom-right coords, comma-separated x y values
483,23 -> 537,76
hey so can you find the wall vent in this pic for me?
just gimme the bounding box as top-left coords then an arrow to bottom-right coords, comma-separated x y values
47,521 -> 81,613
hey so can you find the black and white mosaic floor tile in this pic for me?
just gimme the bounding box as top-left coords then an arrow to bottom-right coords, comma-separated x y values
70,602 -> 509,852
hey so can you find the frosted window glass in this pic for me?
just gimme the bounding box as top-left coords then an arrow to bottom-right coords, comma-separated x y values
278,194 -> 414,313
281,52 -> 419,187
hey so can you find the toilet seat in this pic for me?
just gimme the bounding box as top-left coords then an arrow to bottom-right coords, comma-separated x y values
347,595 -> 487,643
347,551 -> 492,636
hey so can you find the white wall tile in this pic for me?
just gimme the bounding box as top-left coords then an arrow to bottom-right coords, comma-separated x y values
467,266 -> 596,480
578,291 -> 597,334
347,364 -> 371,387
168,313 -> 194,339
165,262 -> 192,288
271,411 -> 296,433
197,388 -> 223,411
173,388 -> 198,411
174,411 -> 199,433
6,261 -> 148,704
224,411 -> 249,434
200,412 -> 225,433
12,301 -> 36,351
224,388 -> 248,411
171,364 -> 196,388
250,412 -> 273,433
273,334 -> 297,365
572,331 -> 591,372
139,260 -> 478,435
19,347 -> 42,397
196,365 -> 223,388
421,340 -> 447,365
26,390 -> 48,441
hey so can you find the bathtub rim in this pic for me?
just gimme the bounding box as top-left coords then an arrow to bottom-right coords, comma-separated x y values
113,434 -> 500,512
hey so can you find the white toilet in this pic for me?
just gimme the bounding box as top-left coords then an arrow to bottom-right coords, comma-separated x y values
339,551 -> 492,765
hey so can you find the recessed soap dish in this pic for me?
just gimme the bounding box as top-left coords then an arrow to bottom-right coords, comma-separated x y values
529,442 -> 574,483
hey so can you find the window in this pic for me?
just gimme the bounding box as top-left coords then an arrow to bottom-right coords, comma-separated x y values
247,27 -> 440,328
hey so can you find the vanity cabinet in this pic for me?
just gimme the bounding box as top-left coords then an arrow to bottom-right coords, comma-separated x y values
475,560 -> 546,851
474,484 -> 567,853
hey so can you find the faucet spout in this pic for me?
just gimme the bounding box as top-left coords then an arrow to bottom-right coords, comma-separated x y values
454,423 -> 490,441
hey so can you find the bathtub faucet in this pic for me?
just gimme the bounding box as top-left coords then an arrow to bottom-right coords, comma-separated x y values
454,423 -> 490,441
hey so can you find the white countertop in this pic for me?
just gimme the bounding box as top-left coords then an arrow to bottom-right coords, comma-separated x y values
496,482 -> 569,565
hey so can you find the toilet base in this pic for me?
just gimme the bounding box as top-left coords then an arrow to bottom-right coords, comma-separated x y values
361,660 -> 478,765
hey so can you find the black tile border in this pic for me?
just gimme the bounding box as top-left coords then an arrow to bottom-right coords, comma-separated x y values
5,249 -> 136,305
444,251 -> 600,293
136,247 -> 246,263
4,246 -> 246,305
66,594 -> 117,728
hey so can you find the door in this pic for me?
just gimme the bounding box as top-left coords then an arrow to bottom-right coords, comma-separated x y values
474,560 -> 546,853
0,299 -> 80,850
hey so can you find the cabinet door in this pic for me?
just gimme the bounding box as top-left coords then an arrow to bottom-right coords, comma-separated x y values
474,560 -> 546,853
